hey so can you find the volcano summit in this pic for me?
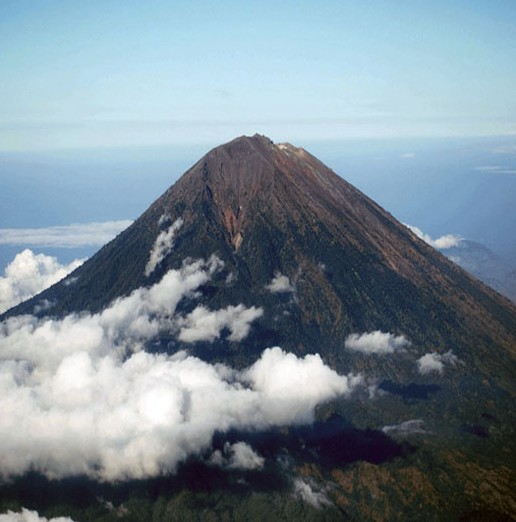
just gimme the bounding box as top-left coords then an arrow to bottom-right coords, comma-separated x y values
1,135 -> 515,520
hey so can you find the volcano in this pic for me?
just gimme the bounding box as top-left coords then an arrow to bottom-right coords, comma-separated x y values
2,134 -> 515,520
6,135 -> 516,360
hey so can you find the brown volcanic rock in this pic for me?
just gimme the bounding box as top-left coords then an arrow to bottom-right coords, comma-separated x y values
4,134 -> 515,373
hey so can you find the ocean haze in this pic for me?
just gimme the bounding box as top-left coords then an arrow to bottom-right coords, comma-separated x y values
0,144 -> 203,271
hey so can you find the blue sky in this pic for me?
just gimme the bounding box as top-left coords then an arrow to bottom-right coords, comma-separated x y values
1,0 -> 515,151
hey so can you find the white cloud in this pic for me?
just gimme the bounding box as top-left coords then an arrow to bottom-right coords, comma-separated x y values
265,272 -> 295,293
405,224 -> 462,250
242,347 -> 363,425
417,350 -> 460,375
400,152 -> 415,159
145,217 -> 184,277
0,509 -> 74,522
0,258 -> 362,482
209,442 -> 264,470
473,165 -> 516,175
432,235 -> 462,249
178,304 -> 263,343
293,478 -> 332,509
382,419 -> 427,435
344,331 -> 410,355
0,221 -> 132,248
0,249 -> 84,314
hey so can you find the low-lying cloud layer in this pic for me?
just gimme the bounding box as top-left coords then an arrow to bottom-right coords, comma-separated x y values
0,221 -> 132,248
0,257 -> 362,482
345,331 -> 410,355
0,249 -> 83,314
405,224 -> 462,250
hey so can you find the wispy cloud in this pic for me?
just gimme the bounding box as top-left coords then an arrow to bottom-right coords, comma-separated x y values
382,419 -> 427,436
400,152 -> 415,159
345,331 -> 410,355
0,249 -> 84,314
405,224 -> 462,250
0,256 -> 363,482
0,221 -> 133,248
474,165 -> 516,175
145,216 -> 184,277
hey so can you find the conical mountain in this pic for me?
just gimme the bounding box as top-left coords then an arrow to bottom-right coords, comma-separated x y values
2,134 -> 516,519
5,134 -> 515,368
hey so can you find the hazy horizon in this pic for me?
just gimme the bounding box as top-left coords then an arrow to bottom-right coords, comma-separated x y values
1,1 -> 515,152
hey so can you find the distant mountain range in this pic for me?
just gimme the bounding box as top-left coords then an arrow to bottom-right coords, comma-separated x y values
440,239 -> 516,303
1,135 -> 515,521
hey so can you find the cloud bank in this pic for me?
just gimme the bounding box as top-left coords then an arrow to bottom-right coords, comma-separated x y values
345,331 -> 410,355
405,224 -> 462,250
145,217 -> 184,277
0,221 -> 132,248
417,350 -> 460,375
0,510 -> 74,522
0,257 -> 361,482
0,249 -> 84,314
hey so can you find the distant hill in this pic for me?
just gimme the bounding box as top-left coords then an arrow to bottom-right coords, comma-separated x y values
441,239 -> 516,303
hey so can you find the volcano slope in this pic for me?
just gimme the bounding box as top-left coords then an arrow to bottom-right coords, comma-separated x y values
1,134 -> 515,521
